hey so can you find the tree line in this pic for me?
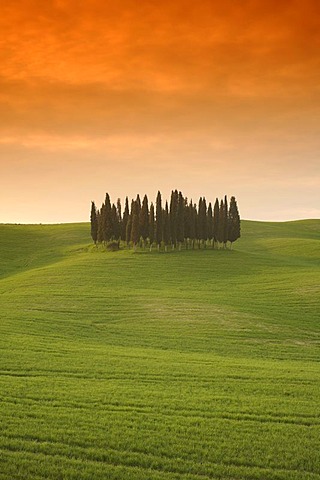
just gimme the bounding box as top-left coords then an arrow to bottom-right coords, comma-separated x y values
90,190 -> 240,251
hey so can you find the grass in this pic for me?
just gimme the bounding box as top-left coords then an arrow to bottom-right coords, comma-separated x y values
0,219 -> 319,479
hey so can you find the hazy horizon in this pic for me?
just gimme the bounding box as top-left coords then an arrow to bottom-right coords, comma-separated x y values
1,0 -> 319,224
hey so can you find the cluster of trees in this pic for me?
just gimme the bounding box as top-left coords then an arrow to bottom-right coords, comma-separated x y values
90,190 -> 240,251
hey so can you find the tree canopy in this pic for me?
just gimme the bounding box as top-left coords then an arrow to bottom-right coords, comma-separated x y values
90,190 -> 241,251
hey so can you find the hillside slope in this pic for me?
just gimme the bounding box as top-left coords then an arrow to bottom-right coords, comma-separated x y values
0,220 -> 319,480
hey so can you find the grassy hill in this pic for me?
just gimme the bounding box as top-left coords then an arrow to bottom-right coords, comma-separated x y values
0,220 -> 319,480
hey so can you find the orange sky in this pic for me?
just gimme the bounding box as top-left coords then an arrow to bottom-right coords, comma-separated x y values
1,0 -> 319,223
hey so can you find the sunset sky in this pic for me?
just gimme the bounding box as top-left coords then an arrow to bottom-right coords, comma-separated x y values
1,0 -> 319,223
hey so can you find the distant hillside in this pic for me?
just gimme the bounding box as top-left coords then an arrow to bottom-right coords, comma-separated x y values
0,220 -> 319,279
0,223 -> 90,279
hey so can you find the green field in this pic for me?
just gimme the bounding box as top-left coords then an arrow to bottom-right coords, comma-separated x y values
0,220 -> 319,480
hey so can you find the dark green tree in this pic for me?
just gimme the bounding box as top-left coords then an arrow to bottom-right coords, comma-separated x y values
177,191 -> 185,249
163,201 -> 171,251
136,194 -> 141,216
111,203 -> 120,240
100,203 -> 106,243
189,200 -> 196,249
170,190 -> 178,248
155,191 -> 163,250
116,198 -> 122,238
207,202 -> 213,246
139,194 -> 149,247
103,193 -> 113,242
228,196 -> 241,248
217,199 -> 224,246
90,201 -> 98,244
97,208 -> 103,243
213,198 -> 220,248
149,202 -> 155,250
121,196 -> 129,241
223,195 -> 228,248
126,215 -> 132,246
184,198 -> 191,248
198,196 -> 207,247
131,204 -> 140,251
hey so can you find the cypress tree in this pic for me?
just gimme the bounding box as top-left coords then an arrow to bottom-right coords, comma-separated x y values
131,204 -> 140,251
163,201 -> 171,251
139,194 -> 149,247
184,198 -> 191,248
188,200 -> 196,249
228,196 -> 241,248
198,196 -> 207,247
202,197 -> 207,246
116,198 -> 122,239
177,191 -> 185,249
126,215 -> 132,246
103,193 -> 112,242
195,198 -> 201,248
149,202 -> 155,250
126,199 -> 136,246
207,202 -> 213,246
136,194 -> 141,216
121,196 -> 129,241
170,190 -> 178,248
100,202 -> 106,244
213,198 -> 219,248
194,202 -> 199,248
97,208 -> 103,243
223,195 -> 228,248
111,203 -> 120,240
155,191 -> 163,250
90,201 -> 98,244
217,199 -> 224,246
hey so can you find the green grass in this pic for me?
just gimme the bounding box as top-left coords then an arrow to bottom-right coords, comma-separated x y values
0,219 -> 319,480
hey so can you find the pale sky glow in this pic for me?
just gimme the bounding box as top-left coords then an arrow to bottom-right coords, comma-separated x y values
1,0 -> 319,223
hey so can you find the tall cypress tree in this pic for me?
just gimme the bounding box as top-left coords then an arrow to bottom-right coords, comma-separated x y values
139,194 -> 149,247
149,202 -> 155,250
170,190 -> 178,248
131,202 -> 140,251
121,196 -> 129,241
126,199 -> 137,246
184,198 -> 191,248
202,197 -> 207,245
136,194 -> 141,216
223,195 -> 228,248
163,201 -> 171,251
194,202 -> 199,248
116,198 -> 122,239
97,209 -> 103,243
217,199 -> 224,246
198,196 -> 207,247
213,198 -> 220,248
103,193 -> 112,242
228,196 -> 241,248
100,202 -> 106,244
111,203 -> 120,240
177,191 -> 185,249
90,201 -> 98,244
155,191 -> 163,250
197,197 -> 203,245
188,200 -> 196,249
126,215 -> 132,246
207,202 -> 213,246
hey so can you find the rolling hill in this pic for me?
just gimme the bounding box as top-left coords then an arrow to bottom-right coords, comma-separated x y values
0,220 -> 319,480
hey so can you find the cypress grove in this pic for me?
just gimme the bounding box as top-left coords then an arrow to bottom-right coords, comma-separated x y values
90,190 -> 241,251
